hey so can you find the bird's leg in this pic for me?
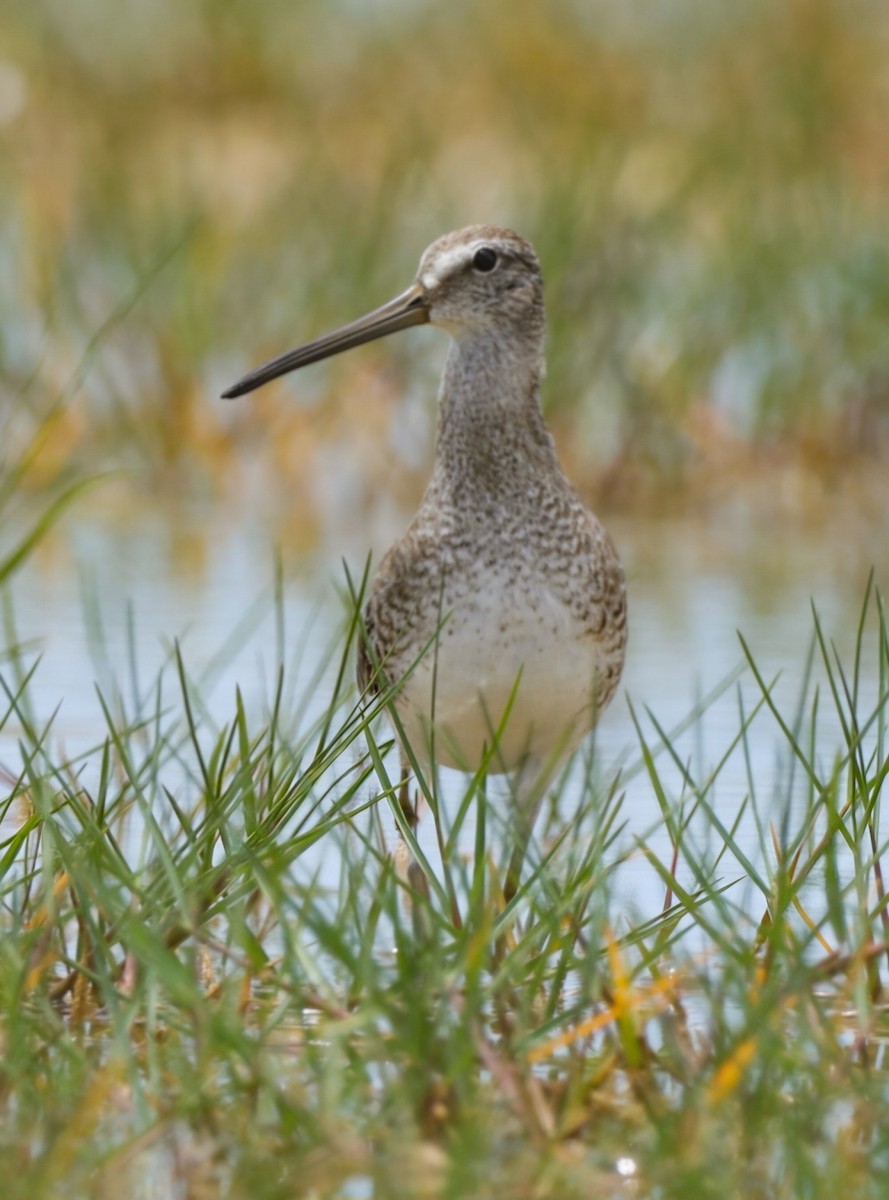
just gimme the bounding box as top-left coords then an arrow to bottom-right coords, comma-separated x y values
503,823 -> 534,903
395,747 -> 429,902
398,754 -> 419,832
503,763 -> 546,903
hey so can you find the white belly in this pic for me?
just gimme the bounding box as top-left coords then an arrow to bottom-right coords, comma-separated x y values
392,581 -> 602,775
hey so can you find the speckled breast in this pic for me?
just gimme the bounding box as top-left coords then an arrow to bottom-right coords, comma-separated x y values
387,568 -> 607,775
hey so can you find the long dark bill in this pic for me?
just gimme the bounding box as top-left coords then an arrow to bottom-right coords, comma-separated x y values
221,284 -> 429,399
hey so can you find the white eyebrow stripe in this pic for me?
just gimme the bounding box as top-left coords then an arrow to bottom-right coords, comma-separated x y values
421,241 -> 489,288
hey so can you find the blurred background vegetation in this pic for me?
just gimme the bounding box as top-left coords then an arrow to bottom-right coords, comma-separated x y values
2,0 -> 888,550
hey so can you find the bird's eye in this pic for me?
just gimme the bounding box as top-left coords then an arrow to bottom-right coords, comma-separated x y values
472,247 -> 498,273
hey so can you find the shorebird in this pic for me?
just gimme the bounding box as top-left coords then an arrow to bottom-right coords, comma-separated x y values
223,226 -> 627,898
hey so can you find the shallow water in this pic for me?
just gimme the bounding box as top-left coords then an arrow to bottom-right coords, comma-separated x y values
1,503 -> 884,926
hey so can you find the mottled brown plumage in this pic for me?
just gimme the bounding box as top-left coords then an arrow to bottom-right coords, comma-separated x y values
355,228 -> 626,775
223,225 -> 627,895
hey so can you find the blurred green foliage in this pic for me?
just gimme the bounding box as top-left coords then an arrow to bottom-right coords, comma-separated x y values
2,0 -> 889,514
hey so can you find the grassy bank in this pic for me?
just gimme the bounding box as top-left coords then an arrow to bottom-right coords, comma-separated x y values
1,576 -> 887,1198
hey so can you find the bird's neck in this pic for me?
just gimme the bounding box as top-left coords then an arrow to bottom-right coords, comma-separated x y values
432,331 -> 559,495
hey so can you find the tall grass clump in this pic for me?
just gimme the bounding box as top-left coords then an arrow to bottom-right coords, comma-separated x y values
1,574 -> 888,1198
